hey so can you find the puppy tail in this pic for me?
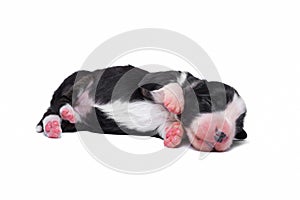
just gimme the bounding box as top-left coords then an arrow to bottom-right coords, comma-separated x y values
36,119 -> 43,133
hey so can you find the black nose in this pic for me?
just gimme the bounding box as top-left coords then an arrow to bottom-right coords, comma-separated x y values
214,131 -> 227,143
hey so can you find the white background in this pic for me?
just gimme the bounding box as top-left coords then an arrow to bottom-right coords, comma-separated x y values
1,0 -> 300,199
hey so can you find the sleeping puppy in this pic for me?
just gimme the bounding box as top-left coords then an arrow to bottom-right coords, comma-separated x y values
36,65 -> 247,151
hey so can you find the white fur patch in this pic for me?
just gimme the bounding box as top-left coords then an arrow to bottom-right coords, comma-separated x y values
177,72 -> 187,86
35,125 -> 42,133
224,93 -> 246,121
186,113 -> 213,138
94,100 -> 173,135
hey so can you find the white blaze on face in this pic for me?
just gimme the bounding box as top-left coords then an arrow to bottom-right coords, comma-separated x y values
177,72 -> 187,86
224,93 -> 246,122
186,93 -> 246,152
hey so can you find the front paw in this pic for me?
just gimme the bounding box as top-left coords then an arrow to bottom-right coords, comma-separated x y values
164,121 -> 184,148
151,83 -> 184,114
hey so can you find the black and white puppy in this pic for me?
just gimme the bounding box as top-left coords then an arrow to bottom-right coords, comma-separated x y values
36,65 -> 247,152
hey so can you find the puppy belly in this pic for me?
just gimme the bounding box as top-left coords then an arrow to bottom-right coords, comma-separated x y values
94,100 -> 171,135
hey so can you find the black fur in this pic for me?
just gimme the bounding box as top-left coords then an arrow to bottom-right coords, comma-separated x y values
234,112 -> 247,139
37,65 -> 246,140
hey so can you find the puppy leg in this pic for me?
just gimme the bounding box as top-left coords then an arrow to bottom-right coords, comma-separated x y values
42,115 -> 62,138
41,113 -> 78,138
157,120 -> 184,148
164,121 -> 184,147
150,83 -> 184,114
36,71 -> 91,136
59,104 -> 78,124
36,100 -> 76,135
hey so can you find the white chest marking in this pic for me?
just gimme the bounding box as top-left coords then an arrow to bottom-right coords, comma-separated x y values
94,100 -> 170,132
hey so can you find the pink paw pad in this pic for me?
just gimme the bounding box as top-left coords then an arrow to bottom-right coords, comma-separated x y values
44,119 -> 61,138
60,104 -> 76,123
164,98 -> 181,114
162,83 -> 184,115
164,122 -> 184,148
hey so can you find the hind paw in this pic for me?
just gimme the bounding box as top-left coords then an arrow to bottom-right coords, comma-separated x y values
60,104 -> 76,123
43,115 -> 62,138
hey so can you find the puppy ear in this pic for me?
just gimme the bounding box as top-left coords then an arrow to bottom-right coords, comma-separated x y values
234,129 -> 247,140
140,87 -> 152,99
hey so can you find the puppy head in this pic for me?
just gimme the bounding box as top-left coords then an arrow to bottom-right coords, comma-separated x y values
185,94 -> 246,152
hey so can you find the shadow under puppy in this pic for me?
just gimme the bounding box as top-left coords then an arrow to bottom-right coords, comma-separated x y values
36,65 -> 247,152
